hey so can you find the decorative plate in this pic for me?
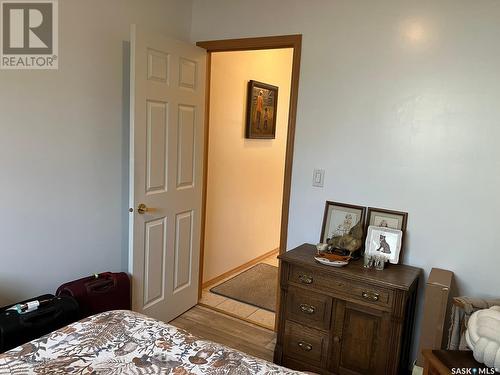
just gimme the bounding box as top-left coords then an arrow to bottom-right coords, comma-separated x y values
314,256 -> 349,267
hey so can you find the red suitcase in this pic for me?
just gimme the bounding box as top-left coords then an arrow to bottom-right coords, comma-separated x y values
56,272 -> 130,318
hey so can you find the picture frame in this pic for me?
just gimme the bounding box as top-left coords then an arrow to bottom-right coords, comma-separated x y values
320,201 -> 366,244
365,225 -> 403,264
366,207 -> 408,252
245,80 -> 278,139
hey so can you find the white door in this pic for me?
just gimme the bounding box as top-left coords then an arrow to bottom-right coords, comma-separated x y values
129,25 -> 206,322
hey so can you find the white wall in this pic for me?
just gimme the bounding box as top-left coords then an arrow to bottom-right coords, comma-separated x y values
191,0 -> 500,363
0,0 -> 193,306
203,49 -> 292,283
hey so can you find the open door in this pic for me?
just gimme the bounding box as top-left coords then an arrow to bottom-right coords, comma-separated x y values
129,25 -> 206,322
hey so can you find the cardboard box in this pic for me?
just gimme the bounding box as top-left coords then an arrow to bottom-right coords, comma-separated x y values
416,268 -> 455,367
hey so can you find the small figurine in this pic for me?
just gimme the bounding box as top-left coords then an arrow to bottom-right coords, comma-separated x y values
327,221 -> 363,252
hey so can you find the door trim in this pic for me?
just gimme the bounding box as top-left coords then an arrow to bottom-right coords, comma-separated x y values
196,35 -> 302,330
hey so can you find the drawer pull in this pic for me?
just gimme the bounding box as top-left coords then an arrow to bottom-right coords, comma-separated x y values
362,291 -> 380,301
297,341 -> 313,352
299,303 -> 316,314
298,274 -> 313,284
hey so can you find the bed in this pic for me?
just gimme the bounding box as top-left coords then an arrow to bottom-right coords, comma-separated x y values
0,310 -> 305,374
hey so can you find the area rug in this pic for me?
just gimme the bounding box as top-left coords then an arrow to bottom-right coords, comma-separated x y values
210,263 -> 278,312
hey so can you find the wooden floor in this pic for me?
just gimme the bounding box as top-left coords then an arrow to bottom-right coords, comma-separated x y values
170,305 -> 277,362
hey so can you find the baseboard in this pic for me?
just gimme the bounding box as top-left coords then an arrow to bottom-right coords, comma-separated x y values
201,248 -> 279,290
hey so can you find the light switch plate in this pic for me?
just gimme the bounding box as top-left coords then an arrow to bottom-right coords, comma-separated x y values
312,169 -> 325,187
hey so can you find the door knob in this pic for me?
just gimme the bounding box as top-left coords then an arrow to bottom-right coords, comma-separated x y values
137,203 -> 155,214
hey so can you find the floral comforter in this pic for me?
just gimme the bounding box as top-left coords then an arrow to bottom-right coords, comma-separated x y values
0,310 -> 303,374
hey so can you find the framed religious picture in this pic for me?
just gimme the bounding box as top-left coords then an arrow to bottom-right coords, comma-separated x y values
365,225 -> 403,264
366,207 -> 408,251
366,207 -> 408,231
320,201 -> 366,244
245,80 -> 278,139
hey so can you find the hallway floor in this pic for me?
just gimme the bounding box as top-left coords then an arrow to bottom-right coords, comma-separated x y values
170,305 -> 276,362
199,253 -> 279,329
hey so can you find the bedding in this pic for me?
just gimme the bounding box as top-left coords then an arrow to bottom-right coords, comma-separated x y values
0,310 -> 304,374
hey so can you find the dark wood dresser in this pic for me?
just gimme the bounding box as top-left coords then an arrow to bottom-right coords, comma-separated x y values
274,244 -> 421,375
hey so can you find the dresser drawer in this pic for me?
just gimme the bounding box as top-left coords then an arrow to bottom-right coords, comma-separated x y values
349,281 -> 392,308
281,357 -> 325,375
289,265 -> 340,290
286,286 -> 332,330
283,321 -> 329,368
288,264 -> 393,309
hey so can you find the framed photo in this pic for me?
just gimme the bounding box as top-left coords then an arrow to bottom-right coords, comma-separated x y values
320,201 -> 366,243
366,207 -> 408,251
365,226 -> 403,264
245,80 -> 278,139
366,207 -> 407,231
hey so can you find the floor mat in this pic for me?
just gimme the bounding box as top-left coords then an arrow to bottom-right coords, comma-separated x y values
210,263 -> 278,312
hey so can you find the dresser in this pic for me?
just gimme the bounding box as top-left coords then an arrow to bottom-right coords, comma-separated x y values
274,244 -> 421,375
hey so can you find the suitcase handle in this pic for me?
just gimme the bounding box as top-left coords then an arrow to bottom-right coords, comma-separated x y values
86,278 -> 116,293
20,306 -> 62,328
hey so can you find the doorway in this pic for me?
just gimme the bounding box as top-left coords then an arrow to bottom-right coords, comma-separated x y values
196,36 -> 302,330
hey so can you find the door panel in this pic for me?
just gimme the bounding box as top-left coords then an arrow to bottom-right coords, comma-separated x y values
146,101 -> 168,194
174,210 -> 194,292
130,25 -> 206,322
335,301 -> 389,375
177,105 -> 196,188
143,217 -> 167,308
147,49 -> 169,83
341,308 -> 379,371
179,58 -> 197,90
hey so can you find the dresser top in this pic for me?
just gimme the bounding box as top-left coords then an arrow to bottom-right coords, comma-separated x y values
279,243 -> 422,291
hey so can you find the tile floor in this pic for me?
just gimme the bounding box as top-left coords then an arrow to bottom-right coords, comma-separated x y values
199,253 -> 279,329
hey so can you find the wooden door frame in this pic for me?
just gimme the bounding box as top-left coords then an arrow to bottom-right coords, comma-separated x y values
196,35 -> 302,329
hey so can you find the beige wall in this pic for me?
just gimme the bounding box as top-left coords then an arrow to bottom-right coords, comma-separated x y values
203,49 -> 293,283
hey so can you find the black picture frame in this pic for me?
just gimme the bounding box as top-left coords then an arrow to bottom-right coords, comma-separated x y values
245,80 -> 278,139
